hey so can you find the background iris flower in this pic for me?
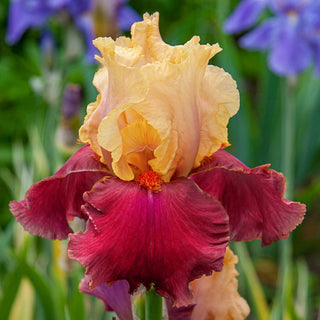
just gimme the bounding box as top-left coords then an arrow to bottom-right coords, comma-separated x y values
6,0 -> 140,61
6,0 -> 96,61
9,13 -> 305,309
224,0 -> 320,76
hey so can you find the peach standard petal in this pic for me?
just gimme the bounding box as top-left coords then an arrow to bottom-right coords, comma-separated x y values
80,12 -> 239,182
195,65 -> 239,167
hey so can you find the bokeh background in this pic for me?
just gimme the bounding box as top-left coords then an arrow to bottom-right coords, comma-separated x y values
0,0 -> 319,319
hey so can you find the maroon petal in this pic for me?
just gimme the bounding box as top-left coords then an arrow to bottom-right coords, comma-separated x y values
79,276 -> 133,320
191,150 -> 306,246
68,177 -> 229,306
9,145 -> 109,240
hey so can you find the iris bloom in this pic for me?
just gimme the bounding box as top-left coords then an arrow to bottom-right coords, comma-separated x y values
10,13 -> 305,306
79,248 -> 250,319
224,0 -> 320,76
6,0 -> 139,61
6,0 -> 96,60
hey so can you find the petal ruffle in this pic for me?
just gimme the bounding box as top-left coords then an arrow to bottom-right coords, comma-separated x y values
190,248 -> 250,320
95,16 -> 223,181
79,277 -> 133,320
224,0 -> 268,34
9,145 -> 109,240
81,13 -> 238,182
195,65 -> 239,167
167,248 -> 249,320
191,150 -> 306,246
79,47 -> 148,163
68,176 -> 229,306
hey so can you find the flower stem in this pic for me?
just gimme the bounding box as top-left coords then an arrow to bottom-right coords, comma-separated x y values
234,242 -> 270,320
273,77 -> 297,318
145,287 -> 162,320
281,77 -> 296,195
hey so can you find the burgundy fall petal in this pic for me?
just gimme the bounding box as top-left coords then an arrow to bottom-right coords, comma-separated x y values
191,150 -> 306,246
68,176 -> 229,306
79,276 -> 133,320
193,149 -> 249,172
9,145 -> 109,240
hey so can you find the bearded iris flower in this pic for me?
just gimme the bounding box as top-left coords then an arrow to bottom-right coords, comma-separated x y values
224,0 -> 320,76
6,0 -> 140,62
6,0 -> 93,43
10,13 -> 305,306
6,0 -> 96,61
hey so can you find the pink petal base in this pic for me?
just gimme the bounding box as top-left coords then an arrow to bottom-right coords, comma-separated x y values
68,176 -> 229,306
191,150 -> 306,246
9,145 -> 109,239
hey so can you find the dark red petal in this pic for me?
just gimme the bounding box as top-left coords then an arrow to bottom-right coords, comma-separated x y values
68,177 -> 229,306
79,277 -> 133,320
191,151 -> 306,246
193,149 -> 249,172
9,145 -> 109,240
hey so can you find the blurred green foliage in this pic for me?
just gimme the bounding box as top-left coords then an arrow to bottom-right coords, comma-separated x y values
0,0 -> 319,319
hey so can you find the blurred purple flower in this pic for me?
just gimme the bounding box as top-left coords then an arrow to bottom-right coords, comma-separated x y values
92,0 -> 141,37
6,0 -> 140,62
6,0 -> 96,61
116,0 -> 141,31
6,0 -> 92,43
224,0 -> 269,33
303,1 -> 320,75
224,0 -> 320,76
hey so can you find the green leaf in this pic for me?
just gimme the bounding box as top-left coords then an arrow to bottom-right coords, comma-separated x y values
18,259 -> 57,320
0,264 -> 23,319
68,272 -> 85,320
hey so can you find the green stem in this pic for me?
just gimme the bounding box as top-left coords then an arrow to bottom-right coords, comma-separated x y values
273,77 -> 297,318
145,287 -> 162,320
234,242 -> 270,320
281,77 -> 296,195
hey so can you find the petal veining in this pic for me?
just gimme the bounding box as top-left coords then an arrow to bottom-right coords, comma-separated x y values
191,150 -> 306,246
9,145 -> 109,240
68,176 -> 229,306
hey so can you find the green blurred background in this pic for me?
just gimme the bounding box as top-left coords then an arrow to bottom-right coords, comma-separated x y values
0,0 -> 319,319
